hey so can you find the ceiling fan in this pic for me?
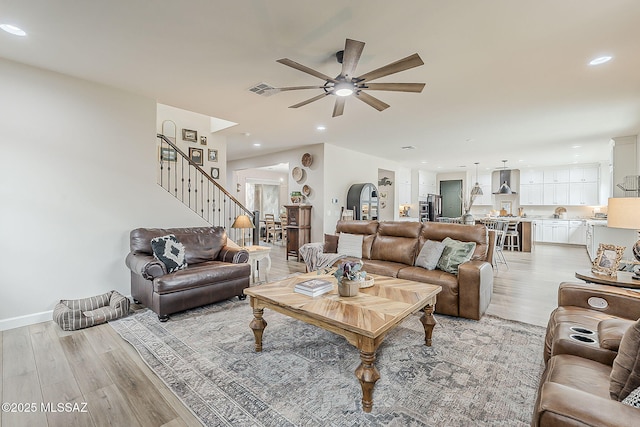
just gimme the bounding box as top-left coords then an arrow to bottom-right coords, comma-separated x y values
272,38 -> 426,117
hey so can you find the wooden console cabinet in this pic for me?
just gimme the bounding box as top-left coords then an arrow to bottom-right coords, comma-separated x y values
285,205 -> 312,261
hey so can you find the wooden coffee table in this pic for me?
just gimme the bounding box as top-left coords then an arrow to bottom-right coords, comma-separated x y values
575,269 -> 640,289
243,272 -> 441,412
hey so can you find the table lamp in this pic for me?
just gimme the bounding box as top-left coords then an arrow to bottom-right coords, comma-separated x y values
231,214 -> 253,247
607,197 -> 640,279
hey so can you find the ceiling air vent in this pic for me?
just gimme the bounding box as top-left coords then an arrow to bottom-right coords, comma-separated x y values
248,82 -> 276,97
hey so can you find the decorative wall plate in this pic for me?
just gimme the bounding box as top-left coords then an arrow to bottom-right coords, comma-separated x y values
302,153 -> 313,167
302,185 -> 311,196
292,166 -> 304,182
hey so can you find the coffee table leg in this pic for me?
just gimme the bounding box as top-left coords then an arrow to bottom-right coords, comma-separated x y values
355,350 -> 380,413
420,303 -> 437,346
249,308 -> 267,352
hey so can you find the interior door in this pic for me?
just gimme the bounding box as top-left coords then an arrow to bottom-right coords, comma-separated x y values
440,180 -> 462,218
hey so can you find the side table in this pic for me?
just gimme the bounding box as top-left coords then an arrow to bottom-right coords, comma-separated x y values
244,245 -> 272,284
575,269 -> 640,289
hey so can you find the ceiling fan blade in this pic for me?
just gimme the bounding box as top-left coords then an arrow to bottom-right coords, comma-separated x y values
340,38 -> 365,78
277,58 -> 337,82
274,85 -> 326,92
354,91 -> 390,112
356,53 -> 424,82
332,97 -> 346,117
289,92 -> 330,109
361,83 -> 425,93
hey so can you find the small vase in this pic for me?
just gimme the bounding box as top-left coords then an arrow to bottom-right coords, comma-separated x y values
338,279 -> 360,297
461,212 -> 475,225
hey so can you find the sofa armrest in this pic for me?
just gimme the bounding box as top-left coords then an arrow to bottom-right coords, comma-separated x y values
457,260 -> 494,320
125,253 -> 166,280
217,246 -> 249,264
557,282 -> 640,320
534,382 -> 640,427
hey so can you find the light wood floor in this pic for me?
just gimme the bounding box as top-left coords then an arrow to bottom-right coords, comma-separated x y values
1,241 -> 591,426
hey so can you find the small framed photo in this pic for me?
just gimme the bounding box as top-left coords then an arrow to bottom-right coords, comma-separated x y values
500,201 -> 512,215
210,167 -> 220,180
200,136 -> 207,145
189,147 -> 203,166
591,243 -> 625,276
182,128 -> 197,142
159,146 -> 177,162
208,149 -> 218,162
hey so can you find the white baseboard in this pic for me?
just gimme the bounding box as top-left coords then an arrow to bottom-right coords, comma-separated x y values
0,310 -> 54,332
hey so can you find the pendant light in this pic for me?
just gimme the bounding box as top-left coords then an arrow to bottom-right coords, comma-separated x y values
470,162 -> 483,196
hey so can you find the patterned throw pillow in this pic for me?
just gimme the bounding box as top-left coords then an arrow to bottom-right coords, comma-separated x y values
622,385 -> 640,407
415,240 -> 446,270
436,237 -> 476,275
151,234 -> 187,273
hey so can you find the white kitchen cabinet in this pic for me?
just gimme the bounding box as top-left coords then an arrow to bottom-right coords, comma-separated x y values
568,220 -> 587,245
520,184 -> 544,205
521,169 -> 544,185
533,220 -> 544,242
544,168 -> 570,184
543,183 -> 570,205
418,170 -> 437,199
569,182 -> 599,206
542,220 -> 569,243
570,165 -> 599,183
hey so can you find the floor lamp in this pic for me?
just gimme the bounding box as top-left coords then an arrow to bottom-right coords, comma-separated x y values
607,197 -> 640,279
232,214 -> 253,247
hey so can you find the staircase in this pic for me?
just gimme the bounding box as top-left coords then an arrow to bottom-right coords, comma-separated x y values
157,134 -> 258,245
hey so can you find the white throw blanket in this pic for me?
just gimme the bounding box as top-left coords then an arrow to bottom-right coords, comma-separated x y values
299,242 -> 346,272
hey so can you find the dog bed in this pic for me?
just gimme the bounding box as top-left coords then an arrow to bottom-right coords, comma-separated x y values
53,290 -> 130,331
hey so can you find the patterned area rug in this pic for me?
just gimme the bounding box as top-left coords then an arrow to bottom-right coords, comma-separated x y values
110,299 -> 545,426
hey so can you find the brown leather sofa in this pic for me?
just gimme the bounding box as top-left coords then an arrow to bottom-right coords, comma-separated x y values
532,282 -> 640,426
324,220 -> 495,320
125,227 -> 251,321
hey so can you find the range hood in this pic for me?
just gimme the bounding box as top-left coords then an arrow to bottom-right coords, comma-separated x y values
493,169 -> 516,194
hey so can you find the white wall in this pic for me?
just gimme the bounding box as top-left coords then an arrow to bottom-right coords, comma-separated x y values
228,144 -> 325,242
0,59 -> 207,330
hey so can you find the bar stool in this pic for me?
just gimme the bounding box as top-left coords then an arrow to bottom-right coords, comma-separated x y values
504,220 -> 520,251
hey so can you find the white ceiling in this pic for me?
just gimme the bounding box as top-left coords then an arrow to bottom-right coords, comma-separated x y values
2,1 -> 639,172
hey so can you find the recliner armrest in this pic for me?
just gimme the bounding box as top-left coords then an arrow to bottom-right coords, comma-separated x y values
534,382 -> 639,427
557,282 -> 640,320
458,260 -> 494,320
217,246 -> 249,264
125,253 -> 166,280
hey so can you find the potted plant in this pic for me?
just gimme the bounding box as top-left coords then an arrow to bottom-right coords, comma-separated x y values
334,260 -> 366,297
291,191 -> 303,204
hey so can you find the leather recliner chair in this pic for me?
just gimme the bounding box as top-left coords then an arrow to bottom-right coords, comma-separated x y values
125,226 -> 251,321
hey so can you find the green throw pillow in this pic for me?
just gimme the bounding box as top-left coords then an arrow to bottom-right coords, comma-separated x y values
436,237 -> 476,275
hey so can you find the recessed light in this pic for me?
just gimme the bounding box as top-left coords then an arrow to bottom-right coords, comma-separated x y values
401,145 -> 416,150
316,125 -> 326,131
420,161 -> 428,164
253,143 -> 261,147
0,24 -> 27,36
589,56 -> 612,66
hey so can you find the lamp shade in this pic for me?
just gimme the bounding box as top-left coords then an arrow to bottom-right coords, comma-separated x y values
607,198 -> 640,230
232,214 -> 253,229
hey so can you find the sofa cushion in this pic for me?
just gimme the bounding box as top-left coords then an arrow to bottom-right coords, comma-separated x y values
436,237 -> 476,275
599,318 -> 635,351
610,318 -> 640,401
151,234 -> 187,273
337,232 -> 364,258
153,261 -> 251,294
415,240 -> 446,270
361,259 -> 405,278
543,354 -> 612,399
397,266 -> 459,317
324,234 -> 339,253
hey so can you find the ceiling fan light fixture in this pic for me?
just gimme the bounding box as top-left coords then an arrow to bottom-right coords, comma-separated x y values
334,82 -> 354,97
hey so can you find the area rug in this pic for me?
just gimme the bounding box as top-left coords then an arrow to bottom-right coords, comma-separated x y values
110,300 -> 545,426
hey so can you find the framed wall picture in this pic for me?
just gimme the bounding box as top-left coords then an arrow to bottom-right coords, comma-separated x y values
591,243 -> 625,276
210,167 -> 220,180
208,149 -> 218,162
200,136 -> 207,145
189,147 -> 203,166
159,146 -> 177,162
182,128 -> 197,142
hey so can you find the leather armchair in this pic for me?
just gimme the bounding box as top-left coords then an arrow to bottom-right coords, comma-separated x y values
125,227 -> 250,321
